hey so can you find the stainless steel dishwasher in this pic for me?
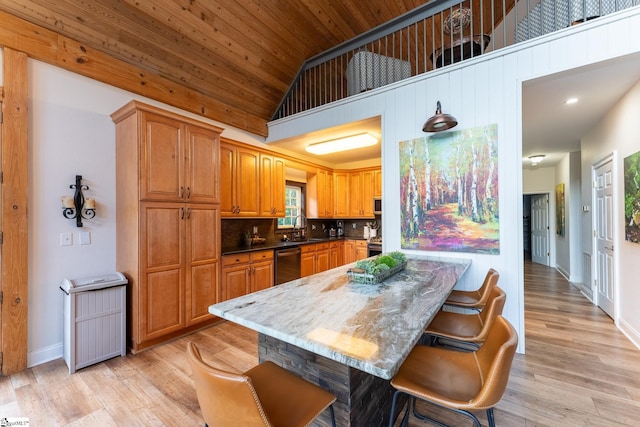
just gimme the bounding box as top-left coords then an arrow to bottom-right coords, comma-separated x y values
275,246 -> 301,285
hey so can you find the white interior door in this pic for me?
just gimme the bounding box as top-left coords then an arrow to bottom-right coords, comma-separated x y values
531,194 -> 550,266
595,159 -> 615,317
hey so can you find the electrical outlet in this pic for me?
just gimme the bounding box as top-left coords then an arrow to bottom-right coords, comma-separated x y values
352,223 -> 357,229
60,232 -> 73,246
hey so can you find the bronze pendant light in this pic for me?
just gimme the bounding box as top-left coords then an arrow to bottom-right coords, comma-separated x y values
422,101 -> 458,132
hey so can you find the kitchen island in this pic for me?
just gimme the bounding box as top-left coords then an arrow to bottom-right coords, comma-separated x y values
209,254 -> 470,426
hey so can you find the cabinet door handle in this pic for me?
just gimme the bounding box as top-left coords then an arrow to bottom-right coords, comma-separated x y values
186,186 -> 191,199
180,186 -> 185,199
186,207 -> 191,219
180,207 -> 185,219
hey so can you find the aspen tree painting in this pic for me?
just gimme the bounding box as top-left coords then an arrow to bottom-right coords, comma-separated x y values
399,124 -> 499,254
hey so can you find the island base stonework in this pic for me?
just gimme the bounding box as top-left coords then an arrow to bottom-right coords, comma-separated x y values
258,333 -> 406,427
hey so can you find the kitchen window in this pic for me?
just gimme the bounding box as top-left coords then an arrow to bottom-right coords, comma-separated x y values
277,181 -> 305,230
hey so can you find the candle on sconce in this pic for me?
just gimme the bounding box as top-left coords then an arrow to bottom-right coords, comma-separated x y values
61,196 -> 74,208
84,198 -> 96,209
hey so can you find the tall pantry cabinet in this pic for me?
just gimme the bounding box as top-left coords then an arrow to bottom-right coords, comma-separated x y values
111,101 -> 223,353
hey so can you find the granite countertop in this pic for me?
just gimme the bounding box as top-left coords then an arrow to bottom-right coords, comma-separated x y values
209,254 -> 471,379
221,236 -> 366,255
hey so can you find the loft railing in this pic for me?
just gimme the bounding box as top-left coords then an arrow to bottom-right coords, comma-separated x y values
272,0 -> 638,120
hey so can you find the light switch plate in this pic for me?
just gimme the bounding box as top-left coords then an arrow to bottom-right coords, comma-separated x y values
79,231 -> 91,245
60,232 -> 73,246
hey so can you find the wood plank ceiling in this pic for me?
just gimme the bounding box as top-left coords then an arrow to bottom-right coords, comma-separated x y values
0,0 -> 437,136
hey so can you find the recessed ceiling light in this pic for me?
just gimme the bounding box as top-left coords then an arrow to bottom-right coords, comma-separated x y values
565,97 -> 578,105
305,133 -> 378,155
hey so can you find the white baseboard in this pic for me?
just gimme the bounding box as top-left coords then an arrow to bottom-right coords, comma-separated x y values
617,318 -> 640,350
28,342 -> 63,368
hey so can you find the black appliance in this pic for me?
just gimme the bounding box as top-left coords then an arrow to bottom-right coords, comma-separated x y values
373,197 -> 382,215
275,246 -> 301,285
367,239 -> 382,257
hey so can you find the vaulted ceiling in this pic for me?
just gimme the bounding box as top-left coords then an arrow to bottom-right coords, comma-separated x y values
0,0 -> 435,137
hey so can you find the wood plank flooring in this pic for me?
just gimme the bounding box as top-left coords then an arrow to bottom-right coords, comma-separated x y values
2,261 -> 640,426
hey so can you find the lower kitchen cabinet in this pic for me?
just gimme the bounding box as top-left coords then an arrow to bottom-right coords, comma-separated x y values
220,250 -> 274,301
355,240 -> 368,261
301,243 -> 330,277
329,241 -> 344,269
344,239 -> 368,264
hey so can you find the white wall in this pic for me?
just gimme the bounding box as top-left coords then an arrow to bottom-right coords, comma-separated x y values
0,53 -> 264,367
523,166 -> 558,193
269,7 -> 640,352
581,78 -> 640,348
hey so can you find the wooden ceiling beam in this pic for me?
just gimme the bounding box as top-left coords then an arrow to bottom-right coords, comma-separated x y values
0,10 -> 268,136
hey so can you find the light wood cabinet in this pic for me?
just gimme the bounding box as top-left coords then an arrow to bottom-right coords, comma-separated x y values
112,101 -> 222,353
344,239 -> 369,264
307,168 -> 333,218
220,141 -> 260,217
373,169 -> 383,198
329,241 -> 344,269
355,240 -> 369,260
259,154 -> 285,216
301,243 -> 330,277
333,172 -> 349,217
138,110 -> 219,204
344,240 -> 356,264
348,169 -> 376,218
221,250 -> 274,300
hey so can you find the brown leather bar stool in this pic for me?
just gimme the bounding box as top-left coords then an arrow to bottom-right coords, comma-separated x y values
389,316 -> 518,427
187,342 -> 337,427
424,286 -> 506,350
444,268 -> 499,311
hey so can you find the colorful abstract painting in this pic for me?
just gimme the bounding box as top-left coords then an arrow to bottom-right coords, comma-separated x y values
624,150 -> 640,243
399,124 -> 499,254
555,183 -> 565,237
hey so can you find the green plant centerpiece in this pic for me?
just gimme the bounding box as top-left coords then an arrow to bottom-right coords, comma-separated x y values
347,251 -> 408,284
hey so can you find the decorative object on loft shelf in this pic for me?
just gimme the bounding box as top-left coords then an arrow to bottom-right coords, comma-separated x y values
529,154 -> 546,166
422,101 -> 458,132
62,175 -> 96,227
431,7 -> 490,69
443,7 -> 472,35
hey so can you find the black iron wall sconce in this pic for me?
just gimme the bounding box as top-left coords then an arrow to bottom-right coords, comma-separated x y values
62,175 -> 96,227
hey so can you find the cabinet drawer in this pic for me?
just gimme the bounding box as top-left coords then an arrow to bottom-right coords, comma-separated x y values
222,253 -> 251,267
315,242 -> 330,251
301,244 -> 317,254
251,250 -> 274,262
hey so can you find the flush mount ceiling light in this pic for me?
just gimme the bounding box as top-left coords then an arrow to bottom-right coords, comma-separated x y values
422,101 -> 458,132
565,97 -> 579,105
529,154 -> 546,165
305,133 -> 378,155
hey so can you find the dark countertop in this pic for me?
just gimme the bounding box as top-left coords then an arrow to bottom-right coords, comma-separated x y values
221,236 -> 368,256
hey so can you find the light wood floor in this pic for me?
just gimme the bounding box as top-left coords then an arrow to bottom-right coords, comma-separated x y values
2,261 -> 640,426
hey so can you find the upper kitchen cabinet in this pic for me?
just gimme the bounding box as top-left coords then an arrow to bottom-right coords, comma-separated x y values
307,168 -> 333,218
333,172 -> 349,217
259,154 -> 286,217
347,168 -> 377,218
220,140 -> 260,217
127,106 -> 221,203
374,169 -> 383,198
